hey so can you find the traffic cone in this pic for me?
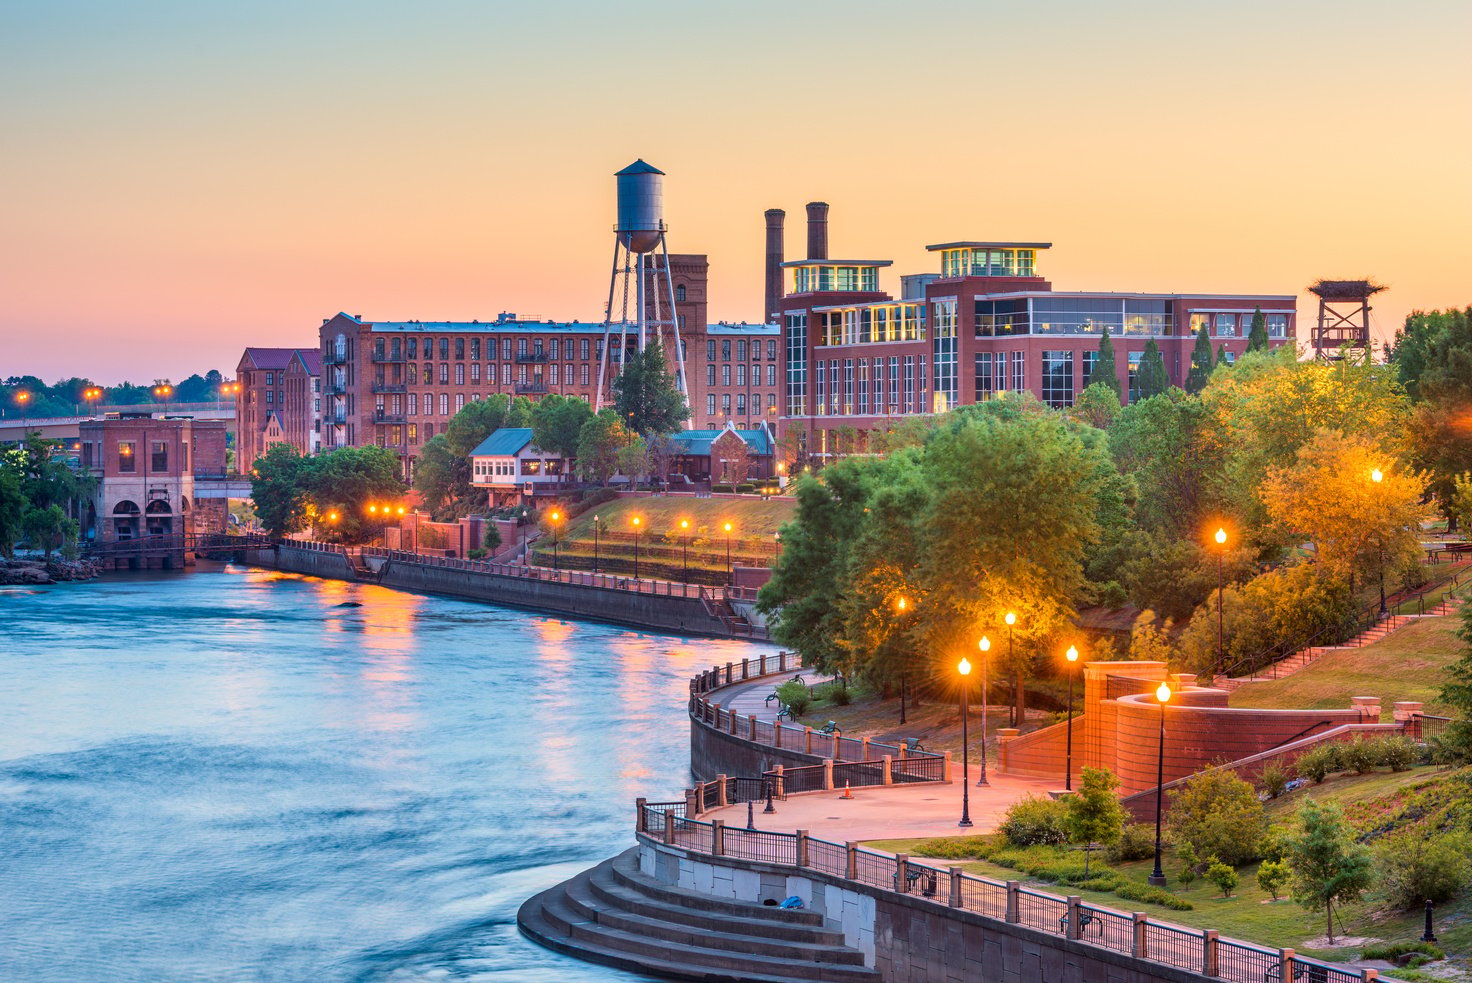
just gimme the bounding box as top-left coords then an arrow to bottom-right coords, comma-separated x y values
840,781 -> 853,799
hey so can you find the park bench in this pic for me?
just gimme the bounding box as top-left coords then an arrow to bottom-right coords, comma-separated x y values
1263,962 -> 1313,982
901,868 -> 938,896
1057,908 -> 1103,936
816,720 -> 841,737
904,737 -> 927,753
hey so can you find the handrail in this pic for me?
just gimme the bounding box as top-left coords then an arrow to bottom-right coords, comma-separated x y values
635,806 -> 1372,983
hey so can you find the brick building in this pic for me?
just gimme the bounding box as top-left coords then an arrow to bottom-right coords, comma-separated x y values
235,347 -> 321,470
317,253 -> 776,476
79,414 -> 229,543
769,204 -> 1296,463
282,349 -> 322,455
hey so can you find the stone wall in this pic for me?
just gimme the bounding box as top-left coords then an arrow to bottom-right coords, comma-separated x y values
639,841 -> 1217,983
245,546 -> 358,581
689,712 -> 830,782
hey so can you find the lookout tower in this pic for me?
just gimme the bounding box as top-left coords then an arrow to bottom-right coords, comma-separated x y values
1308,279 -> 1383,359
596,160 -> 689,411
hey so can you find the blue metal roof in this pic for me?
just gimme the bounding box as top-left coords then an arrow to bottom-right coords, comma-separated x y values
616,159 -> 664,176
668,428 -> 773,456
706,322 -> 779,336
469,428 -> 535,457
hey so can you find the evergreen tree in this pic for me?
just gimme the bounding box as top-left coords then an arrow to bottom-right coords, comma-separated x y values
1136,339 -> 1169,400
1288,798 -> 1373,945
1247,306 -> 1269,352
1185,325 -> 1215,394
1433,603 -> 1472,763
1216,343 -> 1231,370
1087,328 -> 1121,397
613,340 -> 689,436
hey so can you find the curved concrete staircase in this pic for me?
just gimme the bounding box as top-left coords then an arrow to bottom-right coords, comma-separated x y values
518,848 -> 879,983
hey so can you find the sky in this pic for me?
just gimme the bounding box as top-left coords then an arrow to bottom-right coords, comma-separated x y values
2,0 -> 1469,383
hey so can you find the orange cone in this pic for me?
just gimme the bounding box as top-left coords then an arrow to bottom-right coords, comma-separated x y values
840,781 -> 853,799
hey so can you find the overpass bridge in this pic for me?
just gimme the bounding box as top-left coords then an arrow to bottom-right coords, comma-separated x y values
0,402 -> 235,444
85,532 -> 275,570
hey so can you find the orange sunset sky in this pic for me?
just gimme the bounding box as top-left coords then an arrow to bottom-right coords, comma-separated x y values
2,0 -> 1469,382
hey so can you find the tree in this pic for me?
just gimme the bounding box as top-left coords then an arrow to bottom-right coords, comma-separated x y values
1247,307 -> 1269,352
1395,309 -> 1472,527
1257,859 -> 1290,900
1136,339 -> 1169,400
0,467 -> 25,557
483,523 -> 502,553
1373,831 -> 1471,910
1433,602 -> 1472,763
1108,390 -> 1222,537
530,394 -> 594,482
1205,858 -> 1239,898
1127,610 -> 1174,662
1259,430 -> 1426,588
616,434 -> 651,486
22,504 -> 75,557
1167,769 -> 1265,867
248,442 -> 313,538
1185,324 -> 1215,394
1288,798 -> 1373,944
1069,382 -> 1121,429
1065,767 -> 1126,876
1087,328 -> 1121,397
576,410 -> 634,485
613,340 -> 689,436
305,445 -> 405,542
411,434 -> 461,515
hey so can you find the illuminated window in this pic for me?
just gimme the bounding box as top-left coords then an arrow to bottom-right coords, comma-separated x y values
1041,351 -> 1075,408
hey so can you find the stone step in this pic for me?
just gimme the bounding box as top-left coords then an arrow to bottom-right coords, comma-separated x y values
530,879 -> 880,983
608,851 -> 826,927
565,871 -> 865,965
588,862 -> 847,945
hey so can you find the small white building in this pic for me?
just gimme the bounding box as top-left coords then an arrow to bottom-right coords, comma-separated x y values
469,428 -> 566,503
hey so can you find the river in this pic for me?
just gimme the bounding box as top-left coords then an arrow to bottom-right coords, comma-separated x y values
0,563 -> 777,982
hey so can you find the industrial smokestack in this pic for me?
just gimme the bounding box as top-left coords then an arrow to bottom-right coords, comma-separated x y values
764,208 -> 785,323
806,201 -> 828,261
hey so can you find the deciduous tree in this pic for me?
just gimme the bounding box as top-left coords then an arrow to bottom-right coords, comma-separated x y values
576,410 -> 634,485
1288,798 -> 1373,944
1065,767 -> 1126,876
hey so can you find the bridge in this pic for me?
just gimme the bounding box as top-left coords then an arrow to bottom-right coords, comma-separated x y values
85,532 -> 275,569
0,402 -> 236,444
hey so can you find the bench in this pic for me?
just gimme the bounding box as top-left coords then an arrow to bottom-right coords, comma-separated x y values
1058,909 -> 1101,936
1263,963 -> 1312,982
902,868 -> 938,896
904,737 -> 927,753
816,720 -> 841,737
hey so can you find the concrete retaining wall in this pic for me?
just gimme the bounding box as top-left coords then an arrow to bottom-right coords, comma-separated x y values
639,841 -> 1217,983
244,547 -> 358,581
689,712 -> 828,782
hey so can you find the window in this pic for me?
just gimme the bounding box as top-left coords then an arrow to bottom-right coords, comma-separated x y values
409,393 -> 418,415
767,339 -> 777,360
408,365 -> 418,385
550,338 -> 560,359
580,339 -> 590,359
707,394 -> 716,415
408,424 -> 418,444
470,363 -> 480,383
707,340 -> 716,361
722,365 -> 731,386
471,339 -> 481,360
1041,351 -> 1075,407
455,393 -> 465,411
118,441 -> 136,473
1214,313 -> 1238,337
502,339 -> 513,360
265,390 -> 273,404
564,364 -> 573,387
737,340 -> 748,360
408,339 -> 418,359
815,358 -> 826,416
857,360 -> 869,414
721,340 -> 731,361
549,364 -> 559,385
768,393 -> 777,411
1012,351 -> 1025,392
707,365 -> 716,385
785,313 -> 807,417
455,364 -> 465,385
902,356 -> 914,413
737,393 -> 747,415
265,372 -> 274,385
1082,350 -> 1099,387
931,298 -> 958,412
1127,352 -> 1144,401
767,365 -> 777,387
502,364 -> 513,385
736,364 -> 746,387
440,394 -> 449,416
1267,314 -> 1288,338
974,353 -> 995,401
580,364 -> 590,385
533,338 -> 544,356
843,359 -> 854,415
676,284 -> 686,302
455,339 -> 465,359
439,338 -> 449,359
439,364 -> 449,384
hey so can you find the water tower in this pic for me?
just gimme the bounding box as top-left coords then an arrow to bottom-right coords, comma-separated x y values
1308,279 -> 1383,359
595,160 -> 689,412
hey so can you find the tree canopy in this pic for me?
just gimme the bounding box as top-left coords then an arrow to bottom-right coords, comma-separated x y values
250,443 -> 405,540
612,340 -> 689,436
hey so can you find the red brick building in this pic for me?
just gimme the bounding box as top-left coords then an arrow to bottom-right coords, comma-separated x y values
79,414 -> 229,543
235,347 -> 321,471
772,207 -> 1296,463
282,349 -> 322,455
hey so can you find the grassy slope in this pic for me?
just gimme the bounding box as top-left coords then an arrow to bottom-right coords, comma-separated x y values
1229,617 -> 1463,719
561,496 -> 796,545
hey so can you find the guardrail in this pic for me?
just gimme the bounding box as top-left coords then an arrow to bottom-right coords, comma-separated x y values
634,804 -> 1378,983
357,546 -> 715,600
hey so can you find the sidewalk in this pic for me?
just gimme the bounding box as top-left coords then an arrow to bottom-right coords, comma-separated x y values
717,672 -> 838,723
702,773 -> 1055,843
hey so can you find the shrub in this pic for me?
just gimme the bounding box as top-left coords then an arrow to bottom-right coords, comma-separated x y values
1361,941 -> 1444,963
999,795 -> 1071,847
1259,761 -> 1293,799
1177,842 -> 1199,885
775,679 -> 811,717
1258,825 -> 1293,863
1205,858 -> 1239,897
821,681 -> 851,706
1114,881 -> 1193,911
483,524 -> 502,551
1373,831 -> 1472,910
1106,823 -> 1158,863
891,835 -> 995,860
1296,744 -> 1341,784
1380,735 -> 1417,772
1343,736 -> 1385,775
466,548 -> 487,560
1257,859 -> 1290,900
711,483 -> 734,493
735,482 -> 756,494
1168,769 -> 1266,866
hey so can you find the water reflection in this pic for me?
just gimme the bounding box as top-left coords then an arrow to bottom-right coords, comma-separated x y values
0,565 -> 776,982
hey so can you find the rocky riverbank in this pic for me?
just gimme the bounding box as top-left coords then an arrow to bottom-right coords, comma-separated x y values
0,556 -> 101,585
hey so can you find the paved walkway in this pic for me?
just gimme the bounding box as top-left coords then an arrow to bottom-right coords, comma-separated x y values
702,773 -> 1056,844
718,672 -> 838,723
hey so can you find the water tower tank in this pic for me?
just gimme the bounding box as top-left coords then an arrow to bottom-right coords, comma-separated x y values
615,159 -> 665,253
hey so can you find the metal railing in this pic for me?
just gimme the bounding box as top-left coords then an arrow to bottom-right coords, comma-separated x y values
356,546 -> 714,600
634,804 -> 1383,983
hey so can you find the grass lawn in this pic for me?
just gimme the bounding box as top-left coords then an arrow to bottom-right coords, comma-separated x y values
561,495 -> 796,545
1229,617 -> 1464,719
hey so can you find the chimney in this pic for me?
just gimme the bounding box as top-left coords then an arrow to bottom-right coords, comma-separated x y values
764,208 -> 785,323
806,201 -> 829,261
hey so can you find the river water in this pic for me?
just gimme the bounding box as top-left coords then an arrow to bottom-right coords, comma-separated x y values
0,563 -> 776,982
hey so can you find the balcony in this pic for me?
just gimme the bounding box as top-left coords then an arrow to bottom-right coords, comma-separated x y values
515,352 -> 549,364
373,410 -> 406,423
515,382 -> 549,395
372,350 -> 407,363
326,382 -> 348,396
329,410 -> 347,425
323,350 -> 348,366
371,382 -> 407,394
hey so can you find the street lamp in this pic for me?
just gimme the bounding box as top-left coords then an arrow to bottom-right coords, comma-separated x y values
1372,468 -> 1388,616
592,514 -> 603,574
1214,527 -> 1227,675
774,530 -> 782,560
1064,645 -> 1080,792
958,656 -> 974,828
631,515 -> 642,580
1004,611 -> 1017,726
548,509 -> 562,570
896,595 -> 911,725
15,390 -> 31,428
153,384 -> 173,406
82,387 -> 104,416
1149,681 -> 1172,887
679,518 -> 690,582
723,521 -> 734,580
977,635 -> 991,786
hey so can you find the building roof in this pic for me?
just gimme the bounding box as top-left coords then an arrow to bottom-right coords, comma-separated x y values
668,427 -> 773,456
779,259 -> 894,268
292,349 -> 322,375
366,318 -> 607,335
469,428 -> 536,457
925,241 -> 1053,251
616,159 -> 664,176
239,347 -> 299,371
706,322 -> 780,336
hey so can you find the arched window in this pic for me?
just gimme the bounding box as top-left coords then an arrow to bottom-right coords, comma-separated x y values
112,501 -> 140,515
676,284 -> 686,303
145,500 -> 172,514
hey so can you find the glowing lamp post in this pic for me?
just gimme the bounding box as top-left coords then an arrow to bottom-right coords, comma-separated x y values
977,635 -> 991,786
1214,527 -> 1227,675
1372,469 -> 1388,616
15,390 -> 31,427
631,516 -> 642,581
153,384 -> 173,406
723,521 -> 734,581
958,656 -> 974,828
548,510 -> 562,571
1064,645 -> 1080,792
679,518 -> 690,582
896,596 -> 911,725
1148,681 -> 1172,887
1004,611 -> 1017,726
592,515 -> 603,575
